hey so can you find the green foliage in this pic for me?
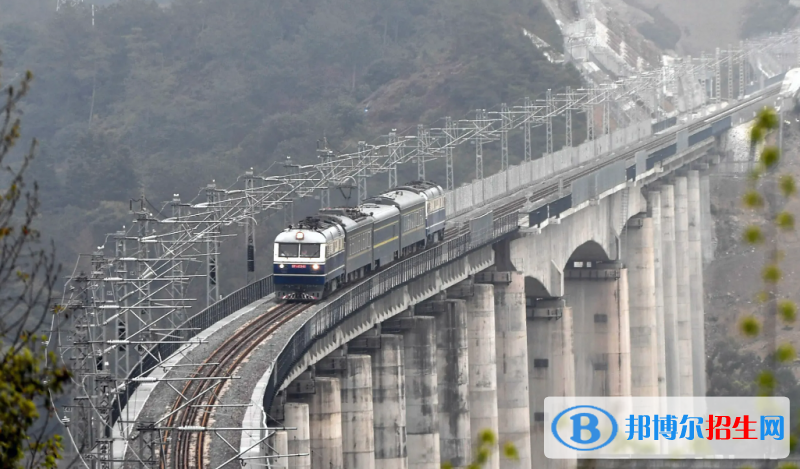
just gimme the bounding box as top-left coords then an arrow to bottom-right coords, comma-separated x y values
750,125 -> 765,144
478,429 -> 496,446
740,316 -> 761,337
743,190 -> 764,209
757,370 -> 777,395
776,343 -> 796,363
780,174 -> 797,197
0,335 -> 70,468
502,442 -> 519,461
442,429 -> 518,469
762,264 -> 782,283
756,108 -> 780,133
761,146 -> 781,168
776,211 -> 795,231
779,300 -> 797,323
0,55 -> 72,468
743,225 -> 764,244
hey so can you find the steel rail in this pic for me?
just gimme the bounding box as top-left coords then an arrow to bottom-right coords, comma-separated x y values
162,302 -> 310,469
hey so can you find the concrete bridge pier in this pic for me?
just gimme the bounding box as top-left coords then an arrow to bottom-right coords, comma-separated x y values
527,297 -> 575,469
674,176 -> 695,397
366,334 -> 408,469
688,170 -> 707,397
565,261 -> 631,397
389,315 -> 440,469
659,184 -> 681,397
300,377 -> 343,469
493,272 -> 532,469
469,282 -> 501,469
338,354 -> 376,469
267,430 -> 289,468
700,171 -> 714,264
284,402 -> 311,469
648,191 -> 668,398
453,281 -> 500,469
429,299 -> 471,468
621,215 -> 659,398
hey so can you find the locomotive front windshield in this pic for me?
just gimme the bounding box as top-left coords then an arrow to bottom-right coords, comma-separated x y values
299,244 -> 321,257
278,242 -> 321,258
278,243 -> 299,257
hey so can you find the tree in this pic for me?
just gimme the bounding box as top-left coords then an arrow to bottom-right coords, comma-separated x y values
0,54 -> 71,468
739,105 -> 799,453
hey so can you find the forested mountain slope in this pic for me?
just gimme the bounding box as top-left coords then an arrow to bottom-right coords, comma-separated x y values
1,0 -> 582,291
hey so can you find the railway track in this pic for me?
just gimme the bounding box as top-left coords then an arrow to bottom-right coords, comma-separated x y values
461,86 -> 783,228
163,302 -> 310,469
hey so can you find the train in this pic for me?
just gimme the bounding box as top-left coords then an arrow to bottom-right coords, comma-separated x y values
780,68 -> 800,112
273,180 -> 446,301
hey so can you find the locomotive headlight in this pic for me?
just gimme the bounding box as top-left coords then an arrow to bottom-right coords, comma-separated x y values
279,264 -> 285,268
312,264 -> 320,270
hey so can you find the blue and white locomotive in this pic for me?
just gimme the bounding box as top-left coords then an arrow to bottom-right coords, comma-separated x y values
273,181 -> 446,300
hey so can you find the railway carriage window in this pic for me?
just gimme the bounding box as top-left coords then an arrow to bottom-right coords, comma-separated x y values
327,238 -> 343,258
279,243 -> 299,257
300,244 -> 321,258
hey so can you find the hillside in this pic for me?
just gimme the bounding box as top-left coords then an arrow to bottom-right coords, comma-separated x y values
0,0 -> 583,292
601,0 -> 800,55
705,120 -> 800,399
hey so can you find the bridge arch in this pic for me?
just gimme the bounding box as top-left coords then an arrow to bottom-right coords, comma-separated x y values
508,188 -> 645,297
567,240 -> 611,265
524,276 -> 550,299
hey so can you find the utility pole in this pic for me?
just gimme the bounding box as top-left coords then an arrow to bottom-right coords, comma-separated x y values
565,88 -> 573,148
206,182 -> 220,306
500,103 -> 509,172
417,124 -> 428,181
475,109 -> 484,181
445,117 -> 455,190
524,97 -> 533,161
545,91 -> 553,155
244,169 -> 256,285
387,130 -> 399,189
357,141 -> 368,204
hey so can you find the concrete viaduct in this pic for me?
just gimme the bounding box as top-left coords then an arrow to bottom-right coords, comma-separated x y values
117,80 -> 784,469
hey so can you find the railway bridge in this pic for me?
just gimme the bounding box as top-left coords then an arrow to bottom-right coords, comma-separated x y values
55,30 -> 800,469
116,85 -> 783,469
